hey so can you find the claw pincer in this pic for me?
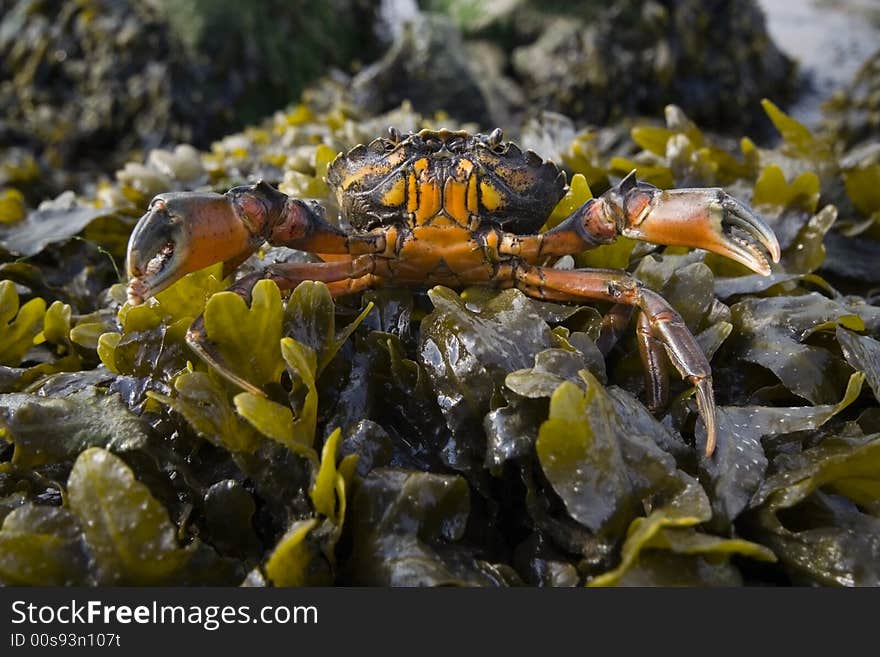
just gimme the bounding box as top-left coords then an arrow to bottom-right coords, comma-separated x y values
126,192 -> 256,304
126,182 -> 306,305
610,173 -> 780,276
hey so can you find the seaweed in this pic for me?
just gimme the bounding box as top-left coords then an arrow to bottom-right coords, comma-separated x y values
1,53 -> 880,587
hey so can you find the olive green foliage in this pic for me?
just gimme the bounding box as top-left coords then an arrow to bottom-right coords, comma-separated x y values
0,281 -> 45,367
822,47 -> 880,150
2,87 -> 880,586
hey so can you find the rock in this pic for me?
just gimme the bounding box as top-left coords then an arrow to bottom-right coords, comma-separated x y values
823,48 -> 880,151
510,0 -> 796,134
351,13 -> 494,126
0,0 -> 380,200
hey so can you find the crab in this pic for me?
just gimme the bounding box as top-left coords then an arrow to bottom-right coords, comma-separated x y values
125,127 -> 780,456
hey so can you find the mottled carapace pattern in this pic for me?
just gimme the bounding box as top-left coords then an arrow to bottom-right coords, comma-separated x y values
326,129 -> 567,233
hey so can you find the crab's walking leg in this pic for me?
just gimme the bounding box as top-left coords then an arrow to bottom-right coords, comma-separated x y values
596,303 -> 635,355
326,275 -> 378,298
515,265 -> 716,456
186,256 -> 378,394
636,311 -> 670,411
520,282 -> 670,414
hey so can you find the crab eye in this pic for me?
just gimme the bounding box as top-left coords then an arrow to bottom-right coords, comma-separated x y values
485,129 -> 507,154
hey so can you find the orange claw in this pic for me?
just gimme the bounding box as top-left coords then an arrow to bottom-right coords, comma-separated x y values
607,172 -> 781,276
126,193 -> 255,305
125,181 -> 361,307
125,182 -> 291,305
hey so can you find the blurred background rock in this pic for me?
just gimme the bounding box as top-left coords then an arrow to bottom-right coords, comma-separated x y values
0,0 -> 380,201
1,0 -> 878,202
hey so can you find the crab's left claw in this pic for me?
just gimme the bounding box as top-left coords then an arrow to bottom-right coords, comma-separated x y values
608,173 -> 781,275
126,182 -> 287,305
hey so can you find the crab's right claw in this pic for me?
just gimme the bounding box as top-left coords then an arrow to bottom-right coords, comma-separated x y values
125,182 -> 287,305
609,174 -> 781,276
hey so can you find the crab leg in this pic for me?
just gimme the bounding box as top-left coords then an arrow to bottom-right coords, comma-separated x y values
636,310 -> 670,412
596,303 -> 635,355
187,256 -> 376,394
125,181 -> 389,391
520,284 -> 670,414
515,265 -> 717,456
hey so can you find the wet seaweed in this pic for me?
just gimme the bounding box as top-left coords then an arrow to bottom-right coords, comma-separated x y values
2,38 -> 880,587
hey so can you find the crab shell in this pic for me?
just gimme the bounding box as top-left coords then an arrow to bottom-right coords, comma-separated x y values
325,128 -> 567,233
